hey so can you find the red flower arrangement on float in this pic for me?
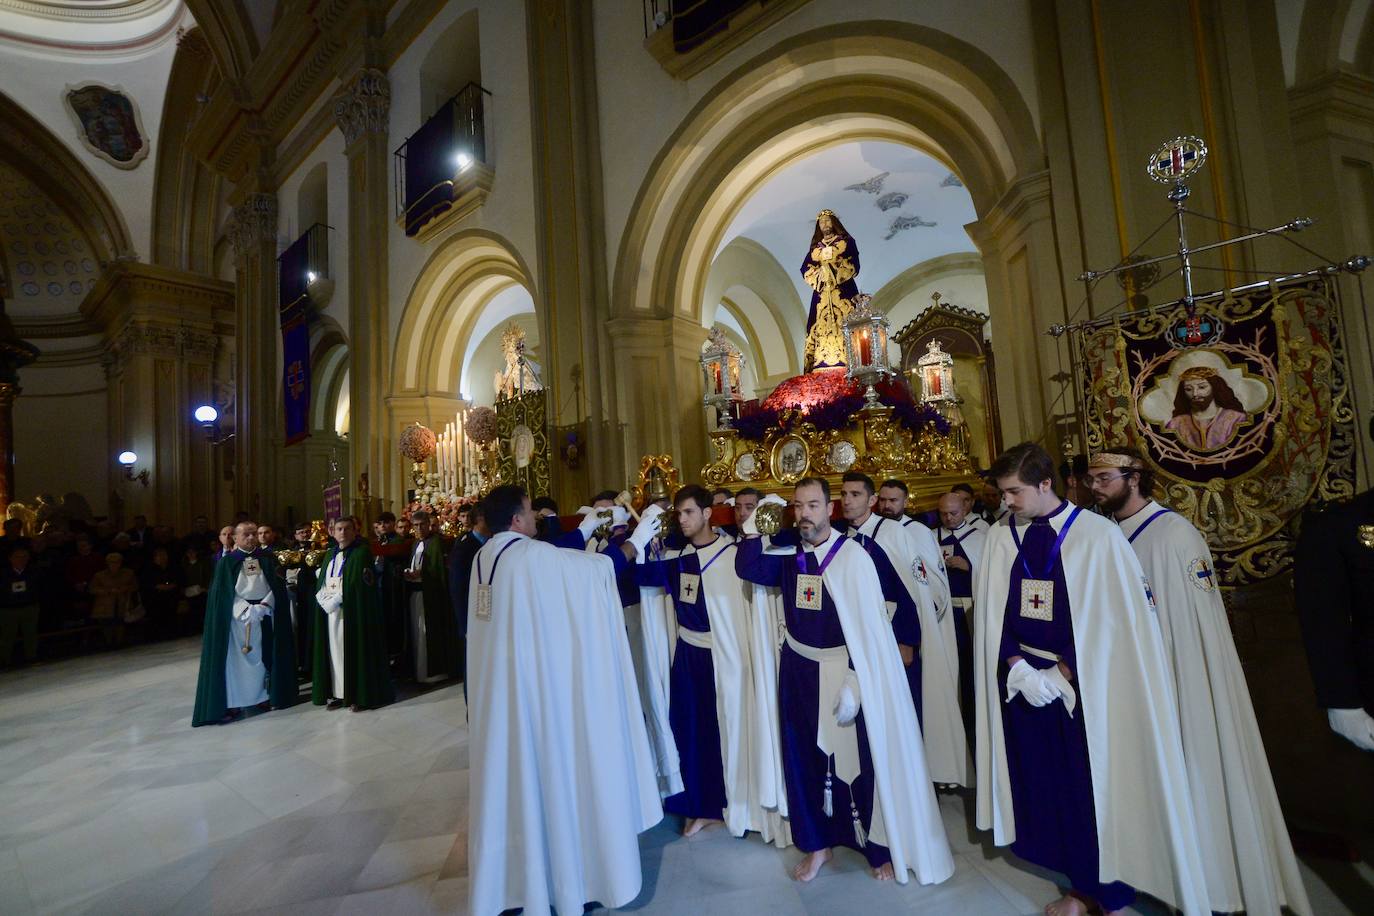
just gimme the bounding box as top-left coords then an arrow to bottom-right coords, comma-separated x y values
732,368 -> 950,441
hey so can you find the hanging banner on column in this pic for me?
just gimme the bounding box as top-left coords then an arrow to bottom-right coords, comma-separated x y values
323,478 -> 343,526
281,299 -> 311,445
1069,275 -> 1355,585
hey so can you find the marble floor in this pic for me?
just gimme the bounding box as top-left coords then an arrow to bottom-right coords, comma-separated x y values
0,638 -> 1365,915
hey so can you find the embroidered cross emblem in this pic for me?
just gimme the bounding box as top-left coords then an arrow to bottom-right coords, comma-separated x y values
1196,565 -> 1213,583
682,579 -> 696,600
1027,592 -> 1045,611
287,360 -> 307,399
802,585 -> 816,603
1188,557 -> 1217,592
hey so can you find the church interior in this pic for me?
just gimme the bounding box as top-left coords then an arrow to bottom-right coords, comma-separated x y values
1,0 -> 1373,913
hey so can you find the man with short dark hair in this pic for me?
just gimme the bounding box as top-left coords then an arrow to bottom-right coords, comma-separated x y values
736,476 -> 952,885
875,479 -> 909,523
710,487 -> 733,506
467,485 -> 662,915
403,510 -> 461,683
313,516 -> 394,711
372,511 -> 407,672
191,522 -> 297,725
974,442 -> 1208,916
448,504 -> 488,707
840,472 -> 967,787
0,547 -> 40,666
1088,447 -> 1309,914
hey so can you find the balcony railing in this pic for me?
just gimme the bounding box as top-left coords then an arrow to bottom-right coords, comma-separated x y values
277,222 -> 330,307
394,82 -> 493,238
643,0 -> 810,78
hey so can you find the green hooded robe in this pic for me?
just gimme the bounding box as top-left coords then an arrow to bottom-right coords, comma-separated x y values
191,550 -> 298,726
408,534 -> 462,679
312,540 -> 395,708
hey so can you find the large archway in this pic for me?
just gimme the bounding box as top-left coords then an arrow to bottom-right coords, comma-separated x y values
610,22 -> 1060,473
389,229 -> 539,497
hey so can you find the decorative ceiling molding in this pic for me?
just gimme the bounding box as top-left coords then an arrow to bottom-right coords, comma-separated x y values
0,0 -> 177,23
0,0 -> 182,52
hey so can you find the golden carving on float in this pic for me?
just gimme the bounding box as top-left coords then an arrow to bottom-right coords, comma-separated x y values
630,454 -> 681,511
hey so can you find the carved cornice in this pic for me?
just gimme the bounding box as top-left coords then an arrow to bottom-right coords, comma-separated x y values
226,193 -> 278,259
333,69 -> 391,146
103,321 -> 219,378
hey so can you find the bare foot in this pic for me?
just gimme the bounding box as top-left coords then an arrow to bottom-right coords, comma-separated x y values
1044,894 -> 1089,916
791,848 -> 832,882
683,817 -> 722,837
872,862 -> 894,881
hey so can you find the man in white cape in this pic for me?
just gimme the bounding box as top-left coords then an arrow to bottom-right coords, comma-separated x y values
1088,448 -> 1310,916
737,476 -> 953,885
840,472 -> 968,787
974,442 -> 1210,916
936,490 -> 985,741
633,484 -> 790,845
467,485 -> 662,915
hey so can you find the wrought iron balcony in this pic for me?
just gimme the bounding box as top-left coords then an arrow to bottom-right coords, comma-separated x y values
277,222 -> 331,307
394,83 -> 494,239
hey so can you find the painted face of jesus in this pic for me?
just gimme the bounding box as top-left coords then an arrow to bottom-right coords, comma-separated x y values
818,214 -> 833,234
1182,378 -> 1214,410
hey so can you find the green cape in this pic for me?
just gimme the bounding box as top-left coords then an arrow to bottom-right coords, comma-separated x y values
312,540 -> 395,708
412,535 -> 461,678
191,551 -> 299,726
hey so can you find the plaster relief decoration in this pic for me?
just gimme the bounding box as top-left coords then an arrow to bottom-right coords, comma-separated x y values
63,83 -> 148,169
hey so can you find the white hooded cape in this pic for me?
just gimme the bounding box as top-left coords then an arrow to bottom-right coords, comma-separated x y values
973,509 -> 1211,915
855,515 -> 970,786
641,537 -> 791,845
758,531 -> 955,886
1122,502 -> 1310,915
468,532 -> 663,916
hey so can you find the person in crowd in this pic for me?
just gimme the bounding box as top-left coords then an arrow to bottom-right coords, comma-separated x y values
0,518 -> 32,561
182,543 -> 212,636
214,525 -> 234,563
64,534 -> 104,622
89,551 -> 139,645
139,546 -> 182,640
313,516 -> 394,711
0,546 -> 42,666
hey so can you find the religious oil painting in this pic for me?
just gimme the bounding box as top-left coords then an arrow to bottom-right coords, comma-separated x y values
1138,350 -> 1272,456
63,83 -> 149,169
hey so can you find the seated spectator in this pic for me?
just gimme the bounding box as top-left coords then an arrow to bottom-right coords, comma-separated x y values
213,525 -> 233,563
181,544 -> 211,635
89,552 -> 139,645
140,547 -> 181,640
64,535 -> 104,623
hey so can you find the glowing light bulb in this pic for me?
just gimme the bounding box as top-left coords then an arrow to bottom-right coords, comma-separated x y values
117,451 -> 137,466
194,405 -> 218,424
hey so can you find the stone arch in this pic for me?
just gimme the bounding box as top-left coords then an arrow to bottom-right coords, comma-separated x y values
310,315 -> 348,434
613,21 -> 1041,325
151,28 -> 222,273
0,89 -> 135,265
391,229 -> 537,397
702,236 -> 804,379
184,0 -> 259,82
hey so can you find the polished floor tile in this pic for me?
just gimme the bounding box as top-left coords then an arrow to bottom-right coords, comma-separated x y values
0,637 -> 1361,915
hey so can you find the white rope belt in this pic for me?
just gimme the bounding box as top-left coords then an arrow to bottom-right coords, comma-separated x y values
784,631 -> 860,785
1018,642 -> 1062,663
678,627 -> 713,650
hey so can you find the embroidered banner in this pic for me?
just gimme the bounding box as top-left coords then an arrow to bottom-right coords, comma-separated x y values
281,299 -> 311,445
1070,275 -> 1355,585
323,478 -> 343,526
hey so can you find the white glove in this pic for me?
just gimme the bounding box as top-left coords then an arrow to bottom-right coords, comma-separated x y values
640,503 -> 667,525
1005,659 -> 1061,708
740,511 -> 760,537
575,506 -> 602,540
610,505 -> 632,529
627,514 -> 662,556
833,672 -> 861,725
1328,708 -> 1374,751
760,493 -> 787,508
317,590 -> 343,614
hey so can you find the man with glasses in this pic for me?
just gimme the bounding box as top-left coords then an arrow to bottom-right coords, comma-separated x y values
1087,448 -> 1309,915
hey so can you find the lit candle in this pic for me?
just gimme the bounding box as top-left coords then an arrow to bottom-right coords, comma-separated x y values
712,362 -> 723,394
858,329 -> 871,366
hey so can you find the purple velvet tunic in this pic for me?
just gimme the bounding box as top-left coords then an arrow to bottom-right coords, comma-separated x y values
636,541 -> 731,820
939,526 -> 976,737
736,534 -> 890,866
998,503 -> 1133,910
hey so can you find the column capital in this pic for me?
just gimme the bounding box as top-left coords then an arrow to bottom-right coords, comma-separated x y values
227,192 -> 278,259
333,68 -> 390,147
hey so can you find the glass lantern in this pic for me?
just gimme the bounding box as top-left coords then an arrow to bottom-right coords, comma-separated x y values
916,338 -> 958,404
842,294 -> 893,407
700,327 -> 745,428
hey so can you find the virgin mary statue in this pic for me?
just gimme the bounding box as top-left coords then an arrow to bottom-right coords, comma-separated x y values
800,209 -> 860,371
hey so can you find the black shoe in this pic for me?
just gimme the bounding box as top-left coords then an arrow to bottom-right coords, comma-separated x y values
326,699 -> 344,710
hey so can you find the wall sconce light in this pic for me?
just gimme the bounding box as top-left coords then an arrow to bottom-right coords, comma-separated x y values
194,404 -> 235,446
117,450 -> 150,487
453,151 -> 473,172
